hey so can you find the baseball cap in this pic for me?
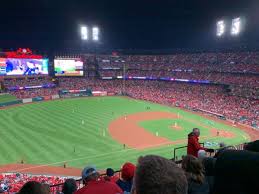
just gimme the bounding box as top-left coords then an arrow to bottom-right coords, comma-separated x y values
121,162 -> 136,181
81,166 -> 97,180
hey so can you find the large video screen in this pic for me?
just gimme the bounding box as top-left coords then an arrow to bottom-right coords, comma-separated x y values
54,59 -> 84,76
0,58 -> 49,76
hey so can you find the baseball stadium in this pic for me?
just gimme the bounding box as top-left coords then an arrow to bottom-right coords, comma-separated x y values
0,1 -> 259,194
0,50 -> 258,193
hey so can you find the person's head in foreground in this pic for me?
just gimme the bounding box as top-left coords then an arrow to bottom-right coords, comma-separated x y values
213,150 -> 259,194
244,140 -> 259,153
132,155 -> 188,194
192,128 -> 200,137
219,142 -> 226,148
62,179 -> 77,194
182,155 -> 209,194
18,181 -> 50,194
197,150 -> 207,159
81,166 -> 99,185
182,155 -> 205,183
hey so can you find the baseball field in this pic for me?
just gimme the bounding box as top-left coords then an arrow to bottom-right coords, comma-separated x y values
0,96 -> 250,170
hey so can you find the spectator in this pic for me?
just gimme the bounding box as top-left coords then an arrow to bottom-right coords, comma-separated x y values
18,181 -> 50,194
0,173 -> 67,193
0,183 -> 8,193
215,142 -> 227,155
42,184 -> 50,194
116,162 -> 135,193
197,151 -> 216,194
197,150 -> 206,159
104,168 -> 119,183
75,166 -> 122,194
187,128 -> 214,157
244,140 -> 259,152
62,179 -> 77,194
214,144 -> 236,158
182,155 -> 210,194
219,142 -> 226,148
213,150 -> 259,194
132,155 -> 188,194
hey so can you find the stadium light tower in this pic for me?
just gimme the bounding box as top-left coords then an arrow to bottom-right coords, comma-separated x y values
216,20 -> 225,37
81,26 -> 88,40
231,17 -> 241,36
92,27 -> 99,41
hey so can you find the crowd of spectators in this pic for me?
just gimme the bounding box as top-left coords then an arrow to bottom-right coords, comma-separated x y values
98,69 -> 259,88
9,88 -> 59,99
122,80 -> 258,127
99,70 -> 119,78
98,52 -> 259,88
3,77 -> 52,88
123,71 -> 258,87
0,173 -> 71,193
229,85 -> 259,100
98,52 -> 259,72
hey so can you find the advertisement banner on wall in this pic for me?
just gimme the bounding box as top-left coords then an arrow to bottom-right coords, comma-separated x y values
22,98 -> 33,104
92,91 -> 107,96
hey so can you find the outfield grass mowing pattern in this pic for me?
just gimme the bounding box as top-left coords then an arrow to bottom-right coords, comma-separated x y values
0,97 -> 249,169
0,94 -> 17,103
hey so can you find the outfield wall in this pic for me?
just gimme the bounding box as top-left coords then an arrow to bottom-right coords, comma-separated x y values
0,95 -> 59,107
0,90 -> 108,108
0,99 -> 23,107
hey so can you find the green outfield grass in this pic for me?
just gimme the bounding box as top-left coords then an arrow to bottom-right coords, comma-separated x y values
0,94 -> 17,103
0,96 -> 249,169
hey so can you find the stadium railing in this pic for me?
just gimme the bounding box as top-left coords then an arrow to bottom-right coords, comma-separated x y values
172,142 -> 245,162
50,142 -> 246,193
173,143 -> 204,161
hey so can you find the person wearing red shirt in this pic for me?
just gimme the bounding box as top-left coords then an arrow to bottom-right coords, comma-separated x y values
116,162 -> 136,193
75,166 -> 122,194
187,128 -> 214,157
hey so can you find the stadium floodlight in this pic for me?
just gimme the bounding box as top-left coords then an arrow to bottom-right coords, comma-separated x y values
231,17 -> 241,36
92,27 -> 99,41
81,26 -> 88,40
217,20 -> 225,37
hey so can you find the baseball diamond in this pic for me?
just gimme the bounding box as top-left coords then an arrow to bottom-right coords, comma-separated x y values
0,96 -> 251,170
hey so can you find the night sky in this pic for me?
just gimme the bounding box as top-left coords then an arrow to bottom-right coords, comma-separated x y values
1,0 -> 259,52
